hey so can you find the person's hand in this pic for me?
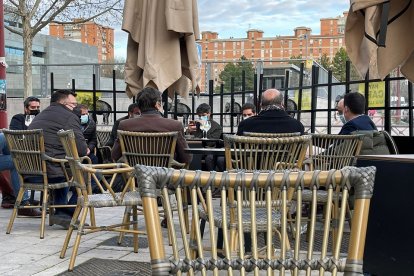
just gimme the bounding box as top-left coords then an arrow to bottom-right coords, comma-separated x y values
188,121 -> 197,133
87,148 -> 91,156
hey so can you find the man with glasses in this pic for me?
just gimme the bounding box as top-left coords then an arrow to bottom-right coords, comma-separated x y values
28,90 -> 88,229
10,96 -> 41,130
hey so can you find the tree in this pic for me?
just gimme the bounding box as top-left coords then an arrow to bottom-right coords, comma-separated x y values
101,57 -> 126,79
289,54 -> 304,68
318,53 -> 331,71
218,56 -> 255,92
331,47 -> 360,82
4,0 -> 123,98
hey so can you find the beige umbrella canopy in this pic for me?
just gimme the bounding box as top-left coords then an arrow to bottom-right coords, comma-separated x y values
122,0 -> 200,99
345,0 -> 414,81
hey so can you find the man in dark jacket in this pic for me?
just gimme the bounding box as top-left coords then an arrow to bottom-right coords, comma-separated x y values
9,96 -> 41,130
339,92 -> 377,135
111,87 -> 191,165
29,90 -> 88,228
237,89 -> 304,135
75,104 -> 98,163
106,103 -> 140,147
188,103 -> 223,171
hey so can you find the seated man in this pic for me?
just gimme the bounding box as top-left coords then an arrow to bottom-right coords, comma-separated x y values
111,87 -> 192,165
338,92 -> 390,155
241,102 -> 257,119
106,103 -> 140,147
29,90 -> 88,228
75,104 -> 98,164
237,89 -> 304,135
188,103 -> 224,171
10,96 -> 41,130
0,133 -> 41,216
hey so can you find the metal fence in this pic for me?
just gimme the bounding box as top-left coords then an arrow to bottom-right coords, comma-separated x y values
9,60 -> 413,136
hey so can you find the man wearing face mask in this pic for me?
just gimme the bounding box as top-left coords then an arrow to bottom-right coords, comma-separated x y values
10,96 -> 41,130
336,98 -> 347,125
75,104 -> 98,164
28,90 -> 88,229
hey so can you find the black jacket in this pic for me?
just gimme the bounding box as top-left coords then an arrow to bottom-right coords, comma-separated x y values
81,116 -> 97,152
9,113 -> 28,130
237,109 -> 304,135
28,103 -> 88,178
107,115 -> 129,147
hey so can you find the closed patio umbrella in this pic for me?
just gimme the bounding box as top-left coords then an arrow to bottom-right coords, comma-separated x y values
122,0 -> 200,98
345,0 -> 414,81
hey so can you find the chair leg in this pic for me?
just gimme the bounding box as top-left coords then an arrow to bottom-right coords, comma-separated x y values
132,206 -> 138,253
60,205 -> 81,259
89,207 -> 96,227
118,206 -> 131,245
40,188 -> 49,239
6,188 -> 25,235
68,207 -> 89,271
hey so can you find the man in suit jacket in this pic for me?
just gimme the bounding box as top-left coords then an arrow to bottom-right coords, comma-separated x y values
111,87 -> 192,164
237,89 -> 304,135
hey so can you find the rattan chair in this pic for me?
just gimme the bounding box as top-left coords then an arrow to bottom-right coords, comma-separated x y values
96,129 -> 112,163
215,135 -> 311,252
243,132 -> 302,138
116,130 -> 188,242
57,129 -> 142,271
3,129 -> 74,239
135,165 -> 376,275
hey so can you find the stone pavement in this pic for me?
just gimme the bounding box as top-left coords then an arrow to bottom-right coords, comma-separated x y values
0,203 -> 153,276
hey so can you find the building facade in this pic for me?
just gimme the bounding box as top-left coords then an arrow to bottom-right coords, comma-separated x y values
199,12 -> 348,91
49,19 -> 114,62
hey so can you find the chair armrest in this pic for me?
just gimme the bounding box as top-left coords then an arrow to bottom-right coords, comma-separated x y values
171,159 -> 186,169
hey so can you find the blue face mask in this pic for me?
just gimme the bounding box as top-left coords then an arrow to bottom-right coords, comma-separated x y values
339,114 -> 347,124
199,115 -> 209,121
80,114 -> 89,125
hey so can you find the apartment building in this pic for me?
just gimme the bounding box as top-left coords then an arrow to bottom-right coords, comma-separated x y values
49,19 -> 114,63
199,12 -> 348,91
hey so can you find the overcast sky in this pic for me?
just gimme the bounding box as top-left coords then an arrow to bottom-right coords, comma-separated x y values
113,0 -> 349,59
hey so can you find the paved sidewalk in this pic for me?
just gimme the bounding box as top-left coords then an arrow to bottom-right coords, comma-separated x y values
0,203 -> 152,276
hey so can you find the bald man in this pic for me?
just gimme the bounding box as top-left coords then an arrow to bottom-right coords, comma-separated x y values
237,89 -> 304,135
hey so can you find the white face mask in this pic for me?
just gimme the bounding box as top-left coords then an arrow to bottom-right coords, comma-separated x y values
339,114 -> 347,124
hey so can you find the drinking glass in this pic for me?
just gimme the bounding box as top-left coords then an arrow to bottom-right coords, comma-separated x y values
201,120 -> 211,139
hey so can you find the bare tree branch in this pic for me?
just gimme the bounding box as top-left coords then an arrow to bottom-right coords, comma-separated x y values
31,0 -> 61,31
51,5 -> 117,25
29,0 -> 44,19
7,0 -> 19,8
32,1 -> 73,36
5,25 -> 23,36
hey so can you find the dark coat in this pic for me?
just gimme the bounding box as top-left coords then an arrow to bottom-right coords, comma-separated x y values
111,112 -> 192,164
106,115 -> 129,147
339,115 -> 377,135
9,113 -> 28,130
28,103 -> 88,178
236,109 -> 305,135
81,116 -> 97,152
192,119 -> 222,139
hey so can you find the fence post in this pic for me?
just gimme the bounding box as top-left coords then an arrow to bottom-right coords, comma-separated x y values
112,69 -> 117,121
50,72 -> 54,94
364,70 -> 370,115
230,77 -> 235,133
283,69 -> 290,108
310,65 -> 319,133
220,84 -> 224,127
71,79 -> 75,94
241,70 -> 246,106
327,70 -> 333,134
408,81 -> 413,137
208,80 -> 214,115
384,75 -> 391,132
92,74 -> 97,123
297,63 -> 304,121
174,93 -> 178,120
345,61 -> 351,93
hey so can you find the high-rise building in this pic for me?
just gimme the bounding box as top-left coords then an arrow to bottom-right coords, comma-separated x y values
199,12 -> 348,91
49,19 -> 114,63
